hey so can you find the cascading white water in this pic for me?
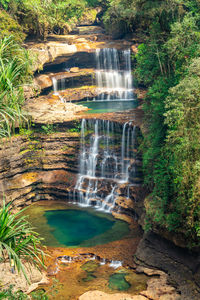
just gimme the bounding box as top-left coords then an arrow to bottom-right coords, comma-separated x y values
52,77 -> 65,103
74,119 -> 136,212
52,77 -> 59,95
94,48 -> 133,101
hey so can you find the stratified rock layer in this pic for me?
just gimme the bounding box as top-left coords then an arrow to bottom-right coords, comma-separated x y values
0,124 -> 80,208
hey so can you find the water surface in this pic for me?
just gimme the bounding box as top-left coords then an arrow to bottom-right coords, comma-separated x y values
24,202 -> 130,247
77,99 -> 138,114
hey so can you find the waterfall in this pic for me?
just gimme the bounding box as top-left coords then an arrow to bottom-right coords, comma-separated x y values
52,77 -> 65,103
94,48 -> 134,101
74,119 -> 136,212
52,77 -> 59,95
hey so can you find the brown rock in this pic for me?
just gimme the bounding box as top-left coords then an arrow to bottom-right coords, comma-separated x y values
131,44 -> 138,53
140,274 -> 180,300
79,291 -> 147,300
136,266 -> 166,276
70,67 -> 80,73
0,262 -> 48,293
34,74 -> 53,90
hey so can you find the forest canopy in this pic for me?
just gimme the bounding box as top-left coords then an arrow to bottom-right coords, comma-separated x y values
0,0 -> 99,40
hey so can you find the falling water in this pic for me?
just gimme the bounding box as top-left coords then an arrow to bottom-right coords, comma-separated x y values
94,48 -> 133,101
52,77 -> 65,103
74,119 -> 137,212
52,77 -> 59,95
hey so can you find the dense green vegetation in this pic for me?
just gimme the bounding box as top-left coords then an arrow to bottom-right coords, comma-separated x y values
0,36 -> 32,138
0,201 -> 45,282
104,0 -> 200,247
0,0 -> 98,40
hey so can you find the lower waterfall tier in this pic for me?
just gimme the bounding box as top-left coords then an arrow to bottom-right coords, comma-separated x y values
74,118 -> 142,212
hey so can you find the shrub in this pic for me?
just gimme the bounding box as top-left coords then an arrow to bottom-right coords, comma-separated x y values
0,9 -> 26,43
0,201 -> 46,282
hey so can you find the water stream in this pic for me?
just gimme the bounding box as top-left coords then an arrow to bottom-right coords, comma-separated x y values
73,119 -> 137,212
94,48 -> 134,101
52,47 -> 134,102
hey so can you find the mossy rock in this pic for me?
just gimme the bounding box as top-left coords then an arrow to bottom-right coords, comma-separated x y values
108,273 -> 130,291
81,261 -> 99,273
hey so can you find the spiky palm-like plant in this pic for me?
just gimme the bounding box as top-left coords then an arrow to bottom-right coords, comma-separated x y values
0,201 -> 46,283
0,36 -> 32,138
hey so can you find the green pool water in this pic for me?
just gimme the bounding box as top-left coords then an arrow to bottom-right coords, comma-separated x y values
24,202 -> 130,247
45,209 -> 114,246
77,99 -> 138,114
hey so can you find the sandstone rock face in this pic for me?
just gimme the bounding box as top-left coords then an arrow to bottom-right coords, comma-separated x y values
0,124 -> 80,208
24,97 -> 88,124
29,42 -> 77,72
34,74 -> 53,90
79,291 -> 147,300
27,25 -> 134,73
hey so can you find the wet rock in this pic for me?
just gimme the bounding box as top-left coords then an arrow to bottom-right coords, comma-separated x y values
131,44 -> 138,54
81,261 -> 99,273
115,196 -> 134,209
24,96 -> 88,123
70,67 -> 80,73
136,266 -> 165,277
47,262 -> 59,276
34,74 -> 53,90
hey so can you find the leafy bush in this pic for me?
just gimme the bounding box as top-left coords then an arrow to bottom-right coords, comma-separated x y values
0,285 -> 28,300
0,201 -> 46,282
1,0 -> 98,40
0,9 -> 26,43
0,35 -> 32,138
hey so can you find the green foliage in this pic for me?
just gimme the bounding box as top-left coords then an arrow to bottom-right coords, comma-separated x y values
0,36 -> 32,138
103,0 -> 183,34
0,9 -> 25,43
31,289 -> 48,300
0,285 -> 28,299
1,0 -> 100,40
41,124 -> 55,135
104,0 -> 200,246
0,201 -> 46,283
137,3 -> 200,247
0,0 -> 12,10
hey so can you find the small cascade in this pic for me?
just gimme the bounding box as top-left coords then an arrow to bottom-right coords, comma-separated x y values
74,118 -> 137,212
52,77 -> 59,95
109,260 -> 123,269
94,48 -> 134,101
52,77 -> 65,103
52,76 -> 67,95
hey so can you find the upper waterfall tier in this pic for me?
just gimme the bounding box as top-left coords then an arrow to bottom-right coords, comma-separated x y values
94,48 -> 134,101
